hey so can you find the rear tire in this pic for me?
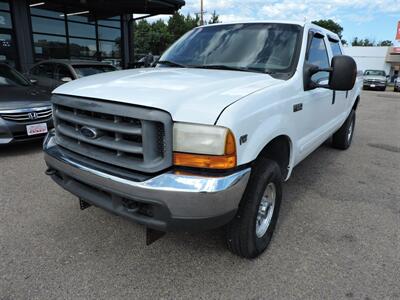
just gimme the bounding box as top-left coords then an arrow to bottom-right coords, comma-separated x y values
226,158 -> 282,259
332,109 -> 355,150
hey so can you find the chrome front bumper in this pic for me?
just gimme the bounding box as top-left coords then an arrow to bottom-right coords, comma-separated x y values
43,131 -> 251,231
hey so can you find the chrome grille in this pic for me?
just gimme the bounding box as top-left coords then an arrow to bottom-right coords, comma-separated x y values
0,107 -> 52,122
52,95 -> 173,173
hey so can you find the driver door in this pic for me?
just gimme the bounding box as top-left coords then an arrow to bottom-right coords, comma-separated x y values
295,31 -> 334,161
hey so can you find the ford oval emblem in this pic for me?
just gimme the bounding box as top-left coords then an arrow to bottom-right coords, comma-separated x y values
80,126 -> 98,139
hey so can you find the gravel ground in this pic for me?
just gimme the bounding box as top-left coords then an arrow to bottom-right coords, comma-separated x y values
0,90 -> 399,300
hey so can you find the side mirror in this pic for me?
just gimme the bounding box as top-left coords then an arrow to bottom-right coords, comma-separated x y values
328,55 -> 357,91
29,79 -> 38,85
304,55 -> 357,91
61,77 -> 72,83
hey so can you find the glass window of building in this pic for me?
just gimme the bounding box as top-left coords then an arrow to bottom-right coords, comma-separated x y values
69,38 -> 97,58
68,22 -> 96,39
0,0 -> 12,30
33,34 -> 68,59
31,16 -> 66,35
29,1 -> 122,64
99,40 -> 120,58
0,0 -> 17,68
98,26 -> 120,41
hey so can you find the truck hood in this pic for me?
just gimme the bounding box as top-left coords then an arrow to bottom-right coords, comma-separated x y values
53,68 -> 280,124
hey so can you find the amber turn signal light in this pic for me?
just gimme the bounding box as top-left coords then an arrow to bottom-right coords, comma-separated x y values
173,130 -> 237,169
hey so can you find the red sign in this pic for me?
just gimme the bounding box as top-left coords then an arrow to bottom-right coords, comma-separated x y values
397,21 -> 400,40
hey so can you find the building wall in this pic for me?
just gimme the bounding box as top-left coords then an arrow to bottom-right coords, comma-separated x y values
344,46 -> 391,74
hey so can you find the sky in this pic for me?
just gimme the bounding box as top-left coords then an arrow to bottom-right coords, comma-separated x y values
149,0 -> 400,45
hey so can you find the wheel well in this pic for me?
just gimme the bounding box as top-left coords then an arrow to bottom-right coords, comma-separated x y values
257,135 -> 291,179
352,96 -> 360,111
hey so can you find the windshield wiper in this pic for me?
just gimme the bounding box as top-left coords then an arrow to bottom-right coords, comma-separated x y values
189,64 -> 272,74
157,60 -> 187,68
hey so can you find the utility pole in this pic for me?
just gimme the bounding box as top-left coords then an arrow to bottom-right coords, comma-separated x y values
200,0 -> 204,25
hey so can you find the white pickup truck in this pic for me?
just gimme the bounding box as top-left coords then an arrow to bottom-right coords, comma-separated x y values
44,21 -> 361,258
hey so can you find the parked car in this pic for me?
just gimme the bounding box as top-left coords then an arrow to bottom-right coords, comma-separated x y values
43,21 -> 361,258
28,60 -> 117,90
0,63 -> 53,144
394,77 -> 400,92
363,70 -> 387,91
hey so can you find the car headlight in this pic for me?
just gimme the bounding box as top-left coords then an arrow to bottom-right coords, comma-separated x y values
173,122 -> 236,169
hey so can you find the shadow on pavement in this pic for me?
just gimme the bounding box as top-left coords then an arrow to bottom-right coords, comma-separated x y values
0,139 -> 43,158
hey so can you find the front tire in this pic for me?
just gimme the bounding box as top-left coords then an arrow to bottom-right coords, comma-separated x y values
226,158 -> 282,259
332,109 -> 356,150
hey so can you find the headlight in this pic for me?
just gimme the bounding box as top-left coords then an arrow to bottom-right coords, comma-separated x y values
173,122 -> 236,169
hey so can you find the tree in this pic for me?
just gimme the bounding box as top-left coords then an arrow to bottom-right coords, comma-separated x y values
351,37 -> 375,46
312,19 -> 343,40
377,40 -> 393,46
208,11 -> 220,24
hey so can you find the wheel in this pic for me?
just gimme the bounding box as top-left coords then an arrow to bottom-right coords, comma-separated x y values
332,109 -> 355,150
226,158 -> 282,258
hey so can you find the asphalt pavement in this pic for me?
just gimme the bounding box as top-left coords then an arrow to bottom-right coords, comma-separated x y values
0,90 -> 399,299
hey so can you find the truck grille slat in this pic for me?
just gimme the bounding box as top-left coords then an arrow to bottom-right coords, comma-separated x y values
57,123 -> 143,154
52,95 -> 173,173
56,108 -> 142,135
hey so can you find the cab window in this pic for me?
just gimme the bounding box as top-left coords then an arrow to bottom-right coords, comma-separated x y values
329,41 -> 342,57
306,36 -> 330,83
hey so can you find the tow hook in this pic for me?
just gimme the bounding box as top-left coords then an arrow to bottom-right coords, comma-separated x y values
146,228 -> 166,245
45,168 -> 56,176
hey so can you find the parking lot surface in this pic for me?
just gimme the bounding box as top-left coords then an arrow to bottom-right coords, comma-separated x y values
1,91 -> 399,299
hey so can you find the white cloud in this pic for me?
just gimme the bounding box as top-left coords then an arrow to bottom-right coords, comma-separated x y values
181,0 -> 399,24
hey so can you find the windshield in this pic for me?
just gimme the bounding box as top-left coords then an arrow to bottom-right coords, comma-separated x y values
159,23 -> 302,74
73,65 -> 116,78
364,70 -> 386,76
0,64 -> 30,87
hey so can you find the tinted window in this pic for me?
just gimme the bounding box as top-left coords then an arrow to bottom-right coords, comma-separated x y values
0,11 -> 12,29
97,16 -> 120,28
33,34 -> 68,59
68,22 -> 96,39
30,7 -> 64,18
31,63 -> 54,78
73,64 -> 116,78
55,64 -> 72,80
98,26 -> 120,41
99,40 -> 120,58
330,41 -> 342,56
0,1 -> 10,11
161,23 -> 301,73
307,36 -> 330,82
31,16 -> 66,35
69,38 -> 97,57
0,64 -> 29,87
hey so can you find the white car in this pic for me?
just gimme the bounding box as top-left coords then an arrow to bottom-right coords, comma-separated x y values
394,77 -> 400,92
43,21 -> 361,258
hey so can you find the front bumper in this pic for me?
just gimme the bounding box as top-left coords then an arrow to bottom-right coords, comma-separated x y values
363,81 -> 386,89
43,131 -> 251,232
0,116 -> 53,145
